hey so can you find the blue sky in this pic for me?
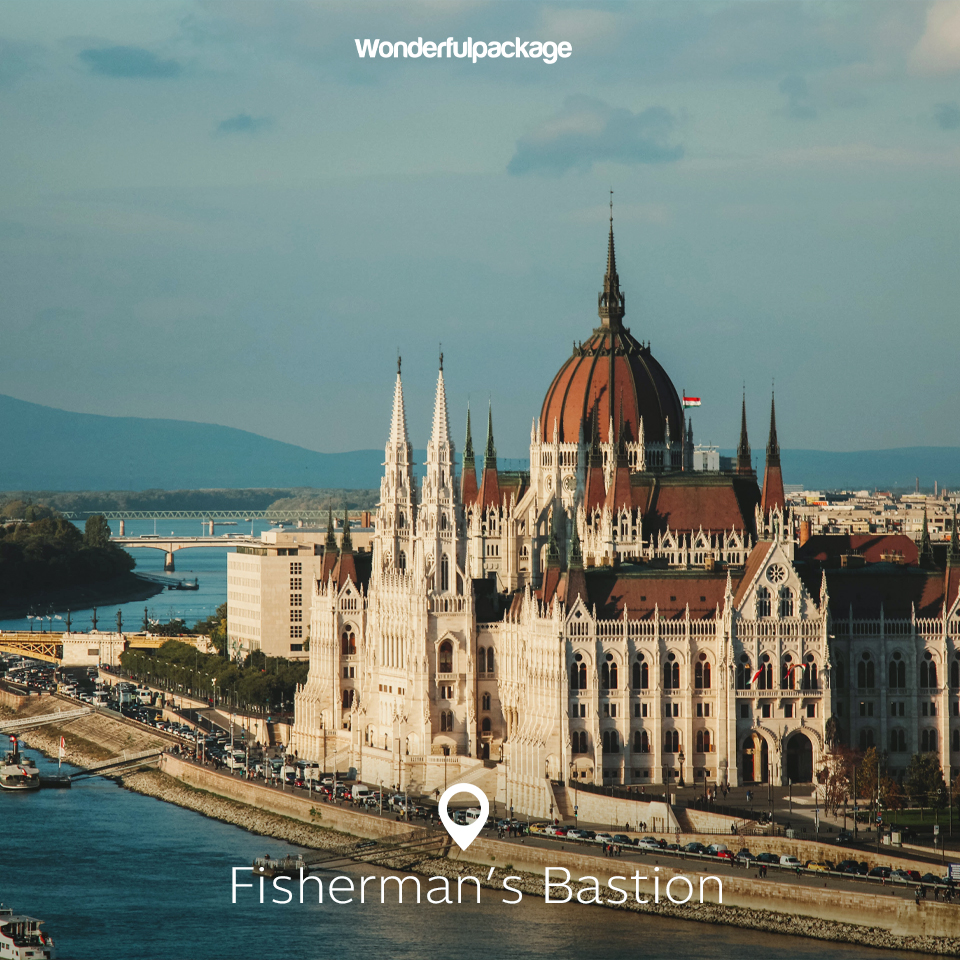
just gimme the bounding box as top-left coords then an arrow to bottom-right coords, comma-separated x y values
1,1 -> 959,459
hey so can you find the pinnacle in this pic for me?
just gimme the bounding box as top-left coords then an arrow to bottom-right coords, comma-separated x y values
430,365 -> 452,450
387,369 -> 411,448
484,402 -> 497,470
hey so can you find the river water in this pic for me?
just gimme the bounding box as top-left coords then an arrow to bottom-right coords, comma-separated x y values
0,519 -> 275,633
0,752 -> 928,960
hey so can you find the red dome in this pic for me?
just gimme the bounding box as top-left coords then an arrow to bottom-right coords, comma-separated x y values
540,220 -> 684,446
540,329 -> 683,445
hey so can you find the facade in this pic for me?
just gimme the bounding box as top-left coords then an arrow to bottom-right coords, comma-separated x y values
289,218 -> 960,818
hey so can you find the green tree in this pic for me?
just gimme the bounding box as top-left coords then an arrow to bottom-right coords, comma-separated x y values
84,514 -> 113,549
906,753 -> 947,808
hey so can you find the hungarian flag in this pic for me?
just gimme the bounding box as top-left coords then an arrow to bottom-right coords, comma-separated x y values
683,396 -> 701,408
750,667 -> 764,685
59,736 -> 66,760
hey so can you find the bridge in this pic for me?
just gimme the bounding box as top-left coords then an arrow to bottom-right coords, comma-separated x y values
0,630 -> 209,665
112,534 -> 262,571
0,706 -> 92,734
0,634 -> 63,664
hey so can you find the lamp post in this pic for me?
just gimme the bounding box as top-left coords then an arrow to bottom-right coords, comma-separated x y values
678,748 -> 685,788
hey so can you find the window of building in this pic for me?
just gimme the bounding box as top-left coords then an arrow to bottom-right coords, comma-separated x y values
290,593 -> 302,607
836,701 -> 844,717
859,728 -> 875,750
290,625 -> 303,638
440,685 -> 454,700
802,654 -> 819,690
573,731 -> 588,753
289,643 -> 303,652
290,577 -> 302,590
857,653 -> 875,689
778,586 -> 794,618
341,627 -> 356,656
290,562 -> 302,575
487,648 -> 495,674
602,730 -> 620,754
835,659 -> 846,688
291,610 -> 302,623
953,729 -> 960,753
342,689 -> 354,710
859,701 -> 875,717
736,654 -> 752,690
784,702 -> 795,718
952,653 -> 960,690
921,728 -> 938,752
756,585 -> 771,619
757,655 -> 772,690
805,703 -> 816,718
601,655 -> 618,690
570,654 -> 587,691
740,703 -> 750,719
440,554 -> 450,592
663,654 -> 680,690
889,652 -> 906,689
633,654 -> 649,690
634,730 -> 650,753
696,702 -> 711,718
889,728 -> 906,752
439,640 -> 453,673
695,654 -> 711,689
761,703 -> 771,719
481,716 -> 491,733
663,730 -> 679,753
482,692 -> 491,710
954,702 -> 960,718
782,655 -> 796,690
397,550 -> 406,571
478,646 -> 486,673
696,730 -> 712,753
920,651 -> 938,689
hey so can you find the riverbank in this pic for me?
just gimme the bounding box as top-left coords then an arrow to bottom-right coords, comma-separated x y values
7,697 -> 960,955
0,571 -> 164,619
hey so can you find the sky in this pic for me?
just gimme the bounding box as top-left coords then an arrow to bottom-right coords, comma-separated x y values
1,1 -> 959,460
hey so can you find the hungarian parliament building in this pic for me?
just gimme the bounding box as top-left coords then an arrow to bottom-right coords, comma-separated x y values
290,220 -> 960,817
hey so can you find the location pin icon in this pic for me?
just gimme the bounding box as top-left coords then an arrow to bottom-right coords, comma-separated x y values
438,784 -> 489,851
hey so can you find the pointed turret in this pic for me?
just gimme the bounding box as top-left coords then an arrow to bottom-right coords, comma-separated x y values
377,358 -> 416,573
736,391 -> 752,476
919,507 -> 937,569
333,509 -> 357,587
388,358 -> 411,448
322,507 -> 338,581
583,409 -> 606,515
606,399 -> 632,515
325,508 -> 337,551
461,405 -> 479,507
950,504 -> 959,563
478,402 -> 501,510
340,510 -> 353,554
598,193 -> 625,330
760,391 -> 785,514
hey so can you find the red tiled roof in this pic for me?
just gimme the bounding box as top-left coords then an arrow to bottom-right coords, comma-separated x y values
760,461 -> 785,515
825,569 -> 946,619
640,475 -> 759,537
585,570 -> 728,620
732,541 -> 774,607
797,534 -> 919,566
461,463 -> 479,507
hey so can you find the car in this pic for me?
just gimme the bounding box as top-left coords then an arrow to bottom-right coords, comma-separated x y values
638,837 -> 663,851
904,870 -> 921,882
594,833 -> 615,845
857,862 -> 870,875
921,873 -> 943,886
867,866 -> 891,879
735,849 -> 756,864
612,834 -> 632,845
565,829 -> 588,840
684,841 -> 707,854
805,861 -> 832,873
837,830 -> 854,845
666,843 -> 683,852
716,850 -> 735,861
756,853 -> 779,865
836,860 -> 860,874
889,870 -> 912,883
780,855 -> 801,868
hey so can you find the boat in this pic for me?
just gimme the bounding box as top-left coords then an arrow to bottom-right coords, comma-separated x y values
0,737 -> 40,792
0,905 -> 57,959
252,853 -> 306,878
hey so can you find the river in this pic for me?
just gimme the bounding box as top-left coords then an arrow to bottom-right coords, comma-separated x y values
0,519 -> 272,633
0,752 -> 928,960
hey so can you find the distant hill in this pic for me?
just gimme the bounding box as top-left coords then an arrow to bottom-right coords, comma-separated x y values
0,394 -> 956,493
0,394 -> 416,491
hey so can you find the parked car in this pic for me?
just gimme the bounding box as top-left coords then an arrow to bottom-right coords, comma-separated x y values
593,833 -> 615,846
889,870 -> 912,883
684,841 -> 707,854
716,850 -> 735,861
805,861 -> 833,873
837,830 -> 854,845
756,853 -> 779,865
921,873 -> 943,886
638,837 -> 663,851
867,866 -> 891,879
779,855 -> 801,868
836,860 -> 860,874
904,870 -> 921,882
612,834 -> 632,845
735,849 -> 756,864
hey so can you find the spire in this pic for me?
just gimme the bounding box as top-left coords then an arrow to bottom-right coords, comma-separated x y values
325,507 -> 337,550
736,391 -> 752,476
597,190 -> 625,329
461,405 -> 478,506
483,402 -> 497,471
766,391 -> 780,464
760,390 -> 785,515
388,361 -> 410,448
340,510 -> 353,554
918,507 -> 936,569
430,362 -> 452,449
950,504 -> 959,562
463,405 -> 475,464
568,522 -> 583,569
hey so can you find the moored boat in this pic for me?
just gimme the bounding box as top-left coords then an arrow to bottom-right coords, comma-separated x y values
0,905 -> 57,959
252,853 -> 306,878
0,738 -> 40,792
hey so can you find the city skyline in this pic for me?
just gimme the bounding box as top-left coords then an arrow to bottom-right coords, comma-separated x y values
1,1 -> 959,459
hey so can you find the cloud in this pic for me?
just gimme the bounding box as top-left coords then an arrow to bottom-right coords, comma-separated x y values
0,38 -> 40,88
507,96 -> 683,176
215,113 -> 273,136
935,101 -> 960,130
910,1 -> 960,75
778,75 -> 816,120
78,45 -> 182,79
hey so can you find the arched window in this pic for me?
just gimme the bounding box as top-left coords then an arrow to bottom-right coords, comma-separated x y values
889,728 -> 906,753
397,550 -> 406,571
889,653 -> 906,689
570,660 -> 580,691
778,586 -> 794,618
835,658 -> 845,689
802,654 -> 818,690
696,730 -> 711,753
573,731 -> 588,754
757,655 -> 772,691
439,641 -> 453,674
781,656 -> 795,690
695,655 -> 711,689
487,648 -> 494,674
577,661 -> 586,689
951,657 -> 960,690
342,689 -> 354,710
857,653 -> 875,689
440,554 -> 450,592
756,586 -> 771,619
663,656 -> 680,690
664,730 -> 679,753
920,652 -> 938,689
859,727 -> 875,751
633,730 -> 649,753
481,692 -> 491,710
601,655 -> 618,690
632,654 -> 649,690
481,716 -> 491,733
478,646 -> 486,674
602,730 -> 620,754
953,729 -> 960,753
736,655 -> 751,690
921,728 -> 938,752
341,626 -> 356,656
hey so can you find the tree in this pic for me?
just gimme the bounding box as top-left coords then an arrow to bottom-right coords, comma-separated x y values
906,753 -> 947,809
818,744 -> 853,816
84,515 -> 112,549
855,746 -> 884,804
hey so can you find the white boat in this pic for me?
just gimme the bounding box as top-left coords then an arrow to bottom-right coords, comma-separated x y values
0,905 -> 56,959
0,737 -> 40,791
